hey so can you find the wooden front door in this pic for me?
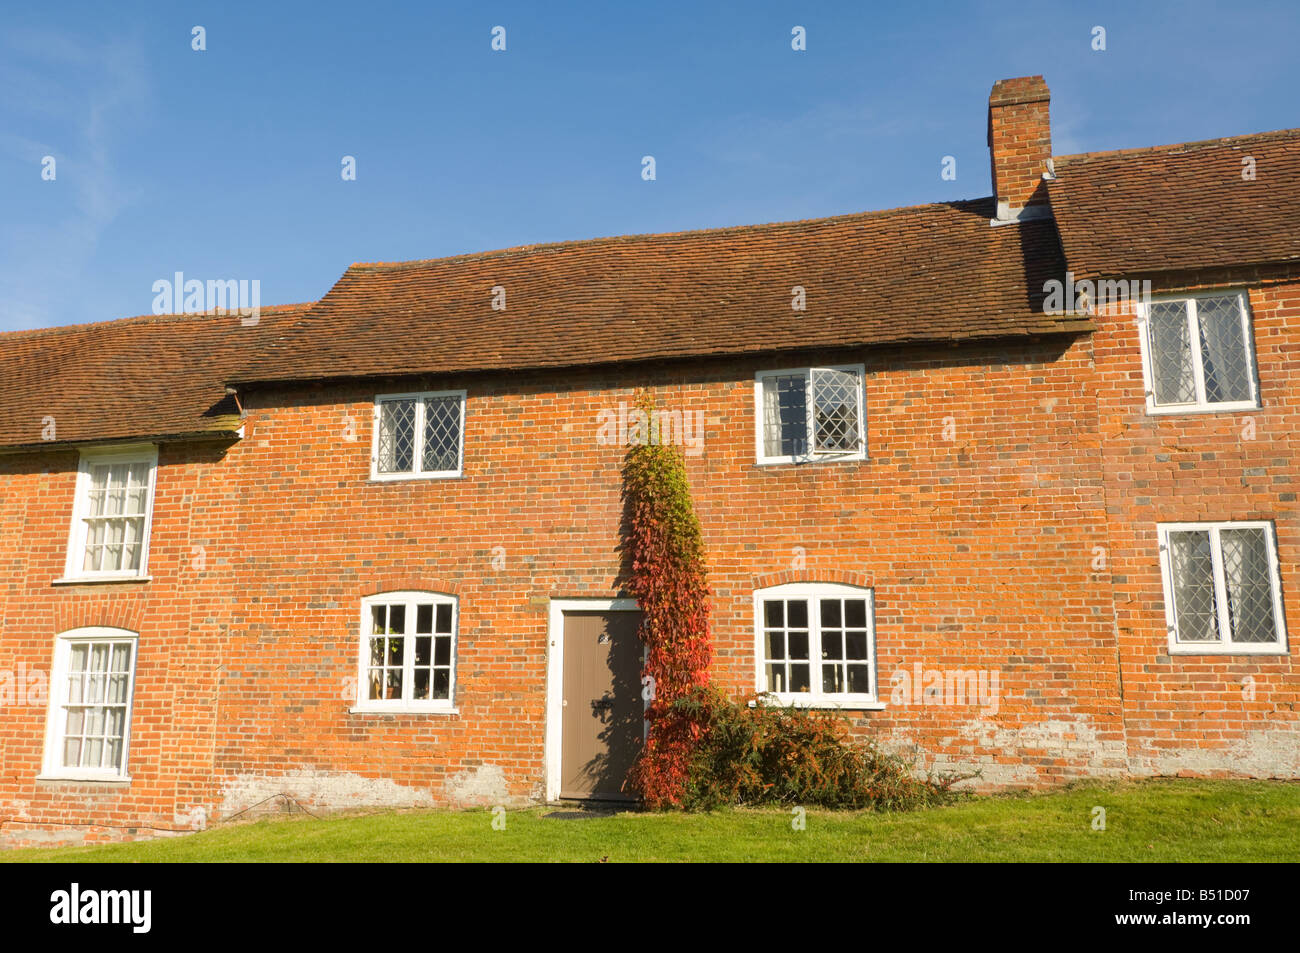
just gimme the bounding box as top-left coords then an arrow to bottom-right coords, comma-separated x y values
560,610 -> 644,800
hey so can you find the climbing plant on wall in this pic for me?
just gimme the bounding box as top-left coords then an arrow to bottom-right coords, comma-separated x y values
621,392 -> 713,808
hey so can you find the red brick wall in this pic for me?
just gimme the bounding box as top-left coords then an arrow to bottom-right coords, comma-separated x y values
2,306 -> 1296,845
1094,278 -> 1300,777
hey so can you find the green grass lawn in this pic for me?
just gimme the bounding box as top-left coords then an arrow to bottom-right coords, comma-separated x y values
7,779 -> 1298,862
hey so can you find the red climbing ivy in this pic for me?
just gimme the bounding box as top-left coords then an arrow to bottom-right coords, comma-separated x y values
622,393 -> 713,808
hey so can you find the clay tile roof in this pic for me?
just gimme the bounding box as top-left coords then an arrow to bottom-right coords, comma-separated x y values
0,304 -> 313,450
1048,128 -> 1300,280
234,198 -> 1082,386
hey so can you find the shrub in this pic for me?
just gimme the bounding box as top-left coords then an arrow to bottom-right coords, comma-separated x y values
656,685 -> 966,812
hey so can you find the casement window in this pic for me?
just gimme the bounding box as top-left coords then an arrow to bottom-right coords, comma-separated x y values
753,583 -> 879,707
1158,522 -> 1288,655
370,390 -> 466,480
41,628 -> 138,781
354,592 -> 458,711
61,446 -> 158,582
1137,291 -> 1260,413
754,365 -> 866,464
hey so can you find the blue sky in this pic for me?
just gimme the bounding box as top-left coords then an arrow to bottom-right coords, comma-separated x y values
2,0 -> 1297,332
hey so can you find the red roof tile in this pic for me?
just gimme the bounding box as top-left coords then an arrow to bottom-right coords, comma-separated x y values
1048,128 -> 1300,280
234,198 -> 1082,385
0,304 -> 313,450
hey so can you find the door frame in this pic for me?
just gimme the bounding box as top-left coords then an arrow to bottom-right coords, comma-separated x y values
545,597 -> 639,803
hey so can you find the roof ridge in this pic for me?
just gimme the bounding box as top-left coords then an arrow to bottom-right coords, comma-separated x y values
1055,127 -> 1300,165
345,198 -> 997,273
0,302 -> 317,343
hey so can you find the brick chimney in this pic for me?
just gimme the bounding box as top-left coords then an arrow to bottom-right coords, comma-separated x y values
987,75 -> 1053,223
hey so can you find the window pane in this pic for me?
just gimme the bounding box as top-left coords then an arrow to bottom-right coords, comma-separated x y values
762,374 -> 808,457
377,399 -> 416,473
764,600 -> 783,628
811,368 -> 862,452
436,603 -> 452,633
845,631 -> 868,661
789,665 -> 810,693
1148,301 -> 1196,404
1169,531 -> 1219,642
433,670 -> 451,699
413,669 -> 431,700
1196,295 -> 1252,403
415,636 -> 431,665
765,630 -> 785,659
388,605 -> 406,635
822,664 -> 844,694
847,665 -> 871,694
844,599 -> 867,629
416,604 -> 433,634
108,674 -> 129,704
822,631 -> 843,660
82,521 -> 104,572
786,600 -> 808,629
787,630 -> 808,660
434,636 -> 451,666
423,396 -> 462,472
1220,528 -> 1277,644
820,600 -> 841,628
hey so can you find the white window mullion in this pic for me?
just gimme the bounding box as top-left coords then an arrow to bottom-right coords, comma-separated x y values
804,372 -> 816,456
411,401 -> 427,476
1238,292 -> 1260,406
857,372 -> 867,452
402,597 -> 415,705
1186,298 -> 1208,406
807,600 -> 821,696
866,592 -> 876,699
1206,527 -> 1234,646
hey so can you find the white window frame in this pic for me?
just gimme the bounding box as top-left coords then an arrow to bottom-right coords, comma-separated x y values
352,591 -> 459,713
1135,290 -> 1261,414
1157,521 -> 1289,656
369,390 -> 467,481
59,444 -> 159,583
40,627 -> 139,782
752,582 -> 882,709
753,364 -> 867,465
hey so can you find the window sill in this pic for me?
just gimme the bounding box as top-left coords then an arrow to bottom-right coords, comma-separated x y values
348,705 -> 460,715
749,696 -> 885,711
1167,644 -> 1289,656
754,454 -> 867,468
368,471 -> 463,483
1144,402 -> 1260,417
53,575 -> 152,586
37,774 -> 131,785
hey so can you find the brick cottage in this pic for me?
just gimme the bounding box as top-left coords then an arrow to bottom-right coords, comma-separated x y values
1,76 -> 1296,847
